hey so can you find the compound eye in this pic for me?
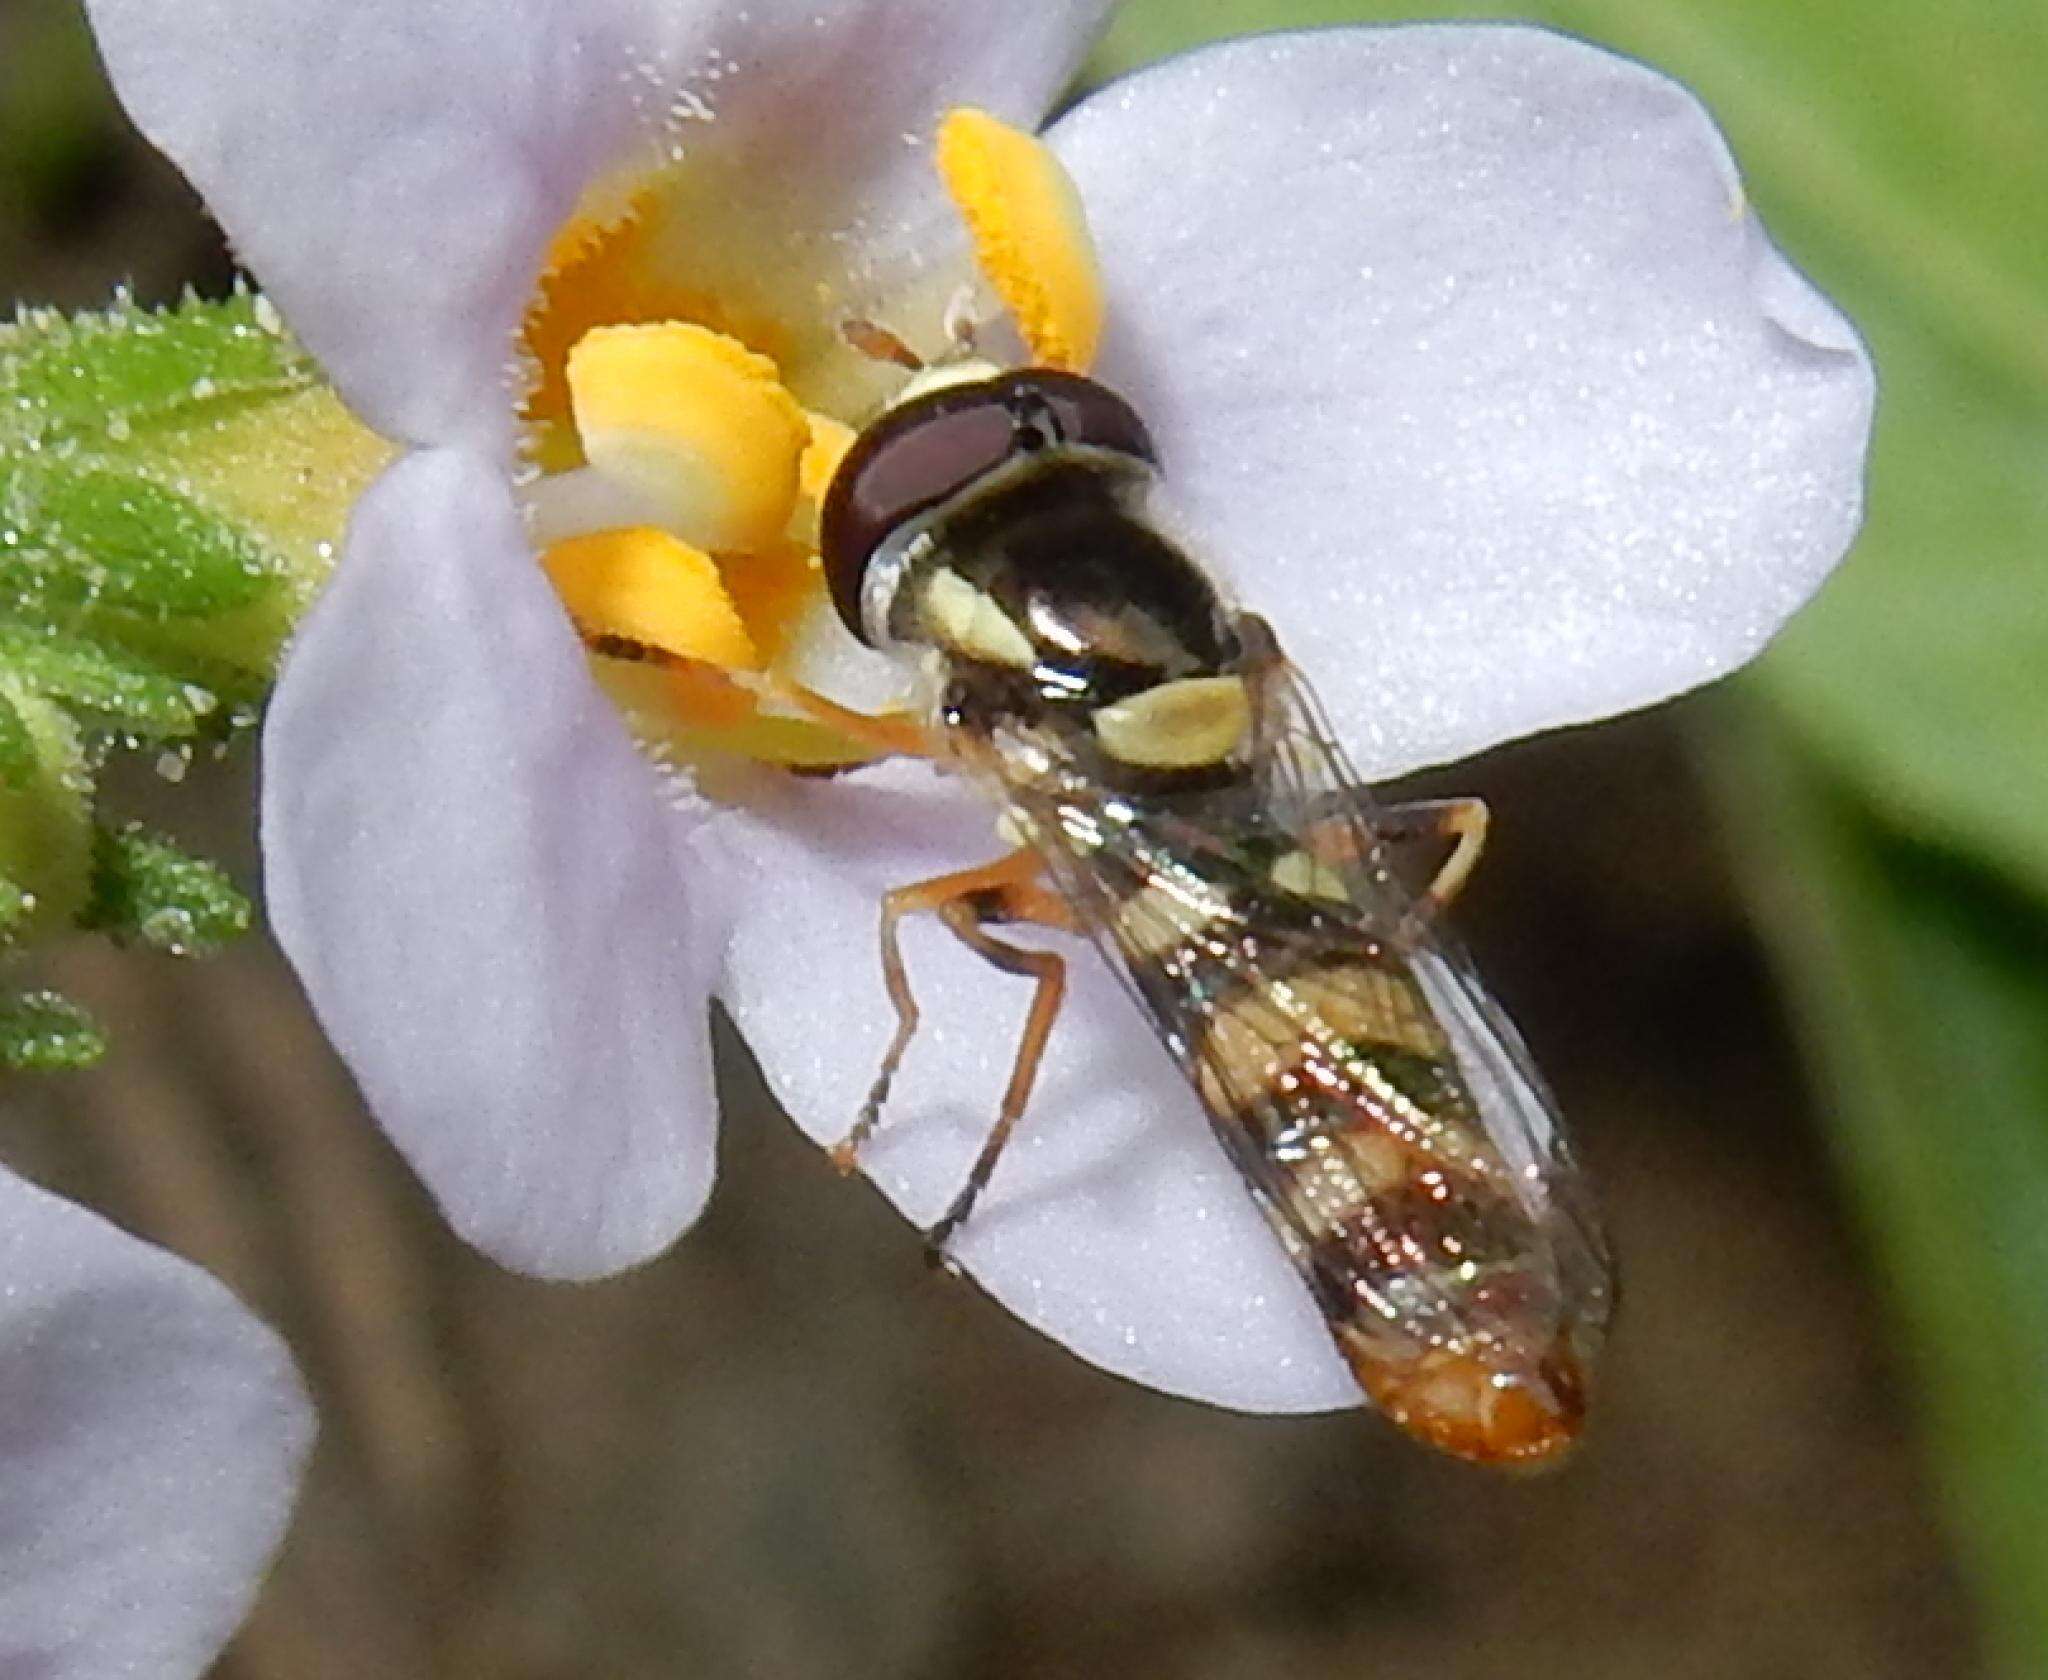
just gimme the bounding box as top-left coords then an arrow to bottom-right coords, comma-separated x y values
820,390 -> 1017,641
1024,368 -> 1156,465
819,370 -> 1156,643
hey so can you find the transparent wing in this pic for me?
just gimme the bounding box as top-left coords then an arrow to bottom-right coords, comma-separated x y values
957,643 -> 1612,1365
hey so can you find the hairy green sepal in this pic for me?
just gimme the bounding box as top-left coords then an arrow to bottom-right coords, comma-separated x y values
0,989 -> 107,1073
0,287 -> 392,1068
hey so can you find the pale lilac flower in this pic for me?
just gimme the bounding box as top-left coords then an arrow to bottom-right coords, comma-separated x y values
0,1163 -> 310,1675
86,1 -> 1872,1411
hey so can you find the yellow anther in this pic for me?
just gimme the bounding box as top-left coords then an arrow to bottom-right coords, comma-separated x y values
788,411 -> 857,549
722,540 -> 826,667
566,322 -> 809,554
800,412 -> 856,505
937,107 -> 1104,373
542,526 -> 758,670
545,527 -> 892,765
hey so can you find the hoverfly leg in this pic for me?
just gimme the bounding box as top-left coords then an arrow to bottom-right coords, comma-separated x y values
1292,795 -> 1489,924
1377,796 -> 1491,918
831,848 -> 1076,1236
922,897 -> 1068,1264
829,886 -> 930,1175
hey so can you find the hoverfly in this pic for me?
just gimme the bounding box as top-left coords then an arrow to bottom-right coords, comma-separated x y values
811,363 -> 1614,1468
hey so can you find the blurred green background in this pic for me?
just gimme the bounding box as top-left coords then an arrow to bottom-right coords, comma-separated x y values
5,0 -> 2045,1675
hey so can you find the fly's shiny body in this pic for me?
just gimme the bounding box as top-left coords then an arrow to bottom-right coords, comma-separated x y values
820,370 -> 1613,1467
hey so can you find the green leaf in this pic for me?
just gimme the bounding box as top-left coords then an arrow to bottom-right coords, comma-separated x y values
1716,712 -> 2048,1680
1753,294 -> 2048,898
0,988 -> 107,1072
81,823 -> 251,956
0,287 -> 320,452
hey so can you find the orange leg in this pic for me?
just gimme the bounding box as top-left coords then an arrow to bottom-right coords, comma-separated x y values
1300,796 -> 1490,923
923,901 -> 1068,1256
832,846 -> 1076,1257
1381,796 -> 1490,917
1225,610 -> 1486,917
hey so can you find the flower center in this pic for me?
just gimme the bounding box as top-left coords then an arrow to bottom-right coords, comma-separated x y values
514,107 -> 1105,771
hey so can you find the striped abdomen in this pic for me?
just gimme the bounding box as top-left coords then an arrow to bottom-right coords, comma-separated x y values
1097,825 -> 1598,1465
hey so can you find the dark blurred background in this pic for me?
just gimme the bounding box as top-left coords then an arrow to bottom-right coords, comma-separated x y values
8,1 -> 2044,1675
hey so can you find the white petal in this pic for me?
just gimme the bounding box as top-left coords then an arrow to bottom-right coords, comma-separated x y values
85,0 -> 1115,452
85,0 -> 641,453
595,0 -> 1121,416
1053,26 -> 1875,779
0,1167 -> 310,1678
262,448 -> 720,1280
710,758 -> 1358,1412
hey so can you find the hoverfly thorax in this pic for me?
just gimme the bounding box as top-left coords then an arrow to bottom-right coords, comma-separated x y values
822,366 -> 1613,1468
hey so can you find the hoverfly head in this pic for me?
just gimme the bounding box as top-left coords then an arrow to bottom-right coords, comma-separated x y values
818,368 -> 1156,648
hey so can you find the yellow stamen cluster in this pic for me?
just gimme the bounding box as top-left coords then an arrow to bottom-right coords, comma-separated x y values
535,330 -> 873,767
521,105 -> 1108,770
